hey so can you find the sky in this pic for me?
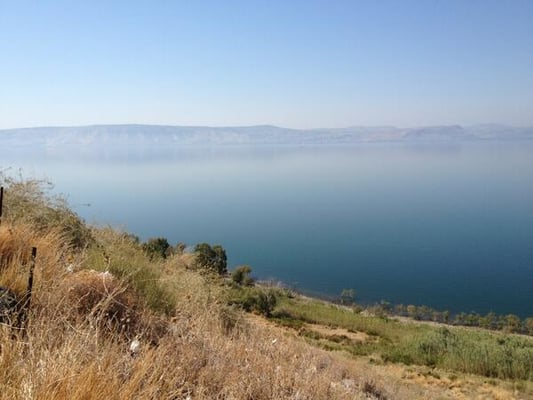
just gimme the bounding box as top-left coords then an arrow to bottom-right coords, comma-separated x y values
1,0 -> 532,130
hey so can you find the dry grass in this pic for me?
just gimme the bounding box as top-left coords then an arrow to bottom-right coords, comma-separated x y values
0,311 -> 378,400
0,223 -> 71,295
0,173 -> 92,248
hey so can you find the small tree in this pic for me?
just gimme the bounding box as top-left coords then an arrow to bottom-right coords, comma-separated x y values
142,237 -> 170,259
194,243 -> 227,275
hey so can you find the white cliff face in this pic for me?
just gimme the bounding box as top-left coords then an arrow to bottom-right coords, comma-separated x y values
1,124 -> 532,147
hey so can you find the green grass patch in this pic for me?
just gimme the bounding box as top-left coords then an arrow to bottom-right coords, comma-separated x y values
273,296 -> 423,342
271,294 -> 533,381
383,327 -> 533,380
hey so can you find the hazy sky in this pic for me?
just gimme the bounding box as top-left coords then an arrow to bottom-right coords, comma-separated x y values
1,0 -> 532,129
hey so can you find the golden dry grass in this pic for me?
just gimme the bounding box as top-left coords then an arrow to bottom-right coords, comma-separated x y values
0,223 -> 71,295
1,311 -> 381,400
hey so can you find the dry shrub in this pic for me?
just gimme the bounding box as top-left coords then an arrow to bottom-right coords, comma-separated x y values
53,269 -> 169,343
58,270 -> 140,337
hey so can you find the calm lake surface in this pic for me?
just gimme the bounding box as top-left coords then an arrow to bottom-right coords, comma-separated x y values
3,142 -> 533,317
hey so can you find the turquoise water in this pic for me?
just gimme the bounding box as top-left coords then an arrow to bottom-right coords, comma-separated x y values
4,142 -> 533,317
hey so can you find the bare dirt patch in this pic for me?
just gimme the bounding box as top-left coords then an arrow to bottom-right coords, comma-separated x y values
302,322 -> 370,343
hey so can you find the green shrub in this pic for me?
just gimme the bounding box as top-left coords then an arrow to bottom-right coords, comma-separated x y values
231,265 -> 254,286
227,287 -> 278,317
255,289 -> 277,317
194,243 -> 227,275
142,237 -> 170,260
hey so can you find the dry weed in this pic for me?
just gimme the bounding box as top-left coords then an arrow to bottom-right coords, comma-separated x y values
0,223 -> 71,293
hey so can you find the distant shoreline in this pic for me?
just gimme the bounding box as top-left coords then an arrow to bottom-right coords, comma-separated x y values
2,123 -> 533,147
256,279 -> 533,335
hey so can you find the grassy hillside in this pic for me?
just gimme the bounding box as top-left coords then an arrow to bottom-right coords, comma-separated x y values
0,174 -> 532,399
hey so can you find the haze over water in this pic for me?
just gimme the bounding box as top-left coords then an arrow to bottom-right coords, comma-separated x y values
4,140 -> 533,317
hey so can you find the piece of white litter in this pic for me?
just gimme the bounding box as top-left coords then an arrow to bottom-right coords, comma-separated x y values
130,338 -> 141,355
271,338 -> 277,344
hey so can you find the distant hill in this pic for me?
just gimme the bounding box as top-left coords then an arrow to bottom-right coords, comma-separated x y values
1,123 -> 532,147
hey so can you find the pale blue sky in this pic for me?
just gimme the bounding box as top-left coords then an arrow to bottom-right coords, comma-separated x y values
1,0 -> 532,129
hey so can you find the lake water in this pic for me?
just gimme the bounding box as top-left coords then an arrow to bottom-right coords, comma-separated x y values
3,142 -> 533,317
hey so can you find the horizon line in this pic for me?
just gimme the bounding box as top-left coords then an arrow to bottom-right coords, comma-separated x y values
1,122 -> 532,132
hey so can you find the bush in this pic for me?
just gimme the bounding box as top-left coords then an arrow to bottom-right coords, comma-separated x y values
194,243 -> 227,275
340,288 -> 355,305
255,289 -> 277,317
231,265 -> 254,286
59,270 -> 139,337
142,237 -> 170,260
228,287 -> 278,317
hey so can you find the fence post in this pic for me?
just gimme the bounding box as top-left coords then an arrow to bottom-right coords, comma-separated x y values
26,247 -> 37,310
18,247 -> 37,335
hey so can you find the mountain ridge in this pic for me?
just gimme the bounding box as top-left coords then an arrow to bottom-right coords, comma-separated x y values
1,123 -> 532,147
